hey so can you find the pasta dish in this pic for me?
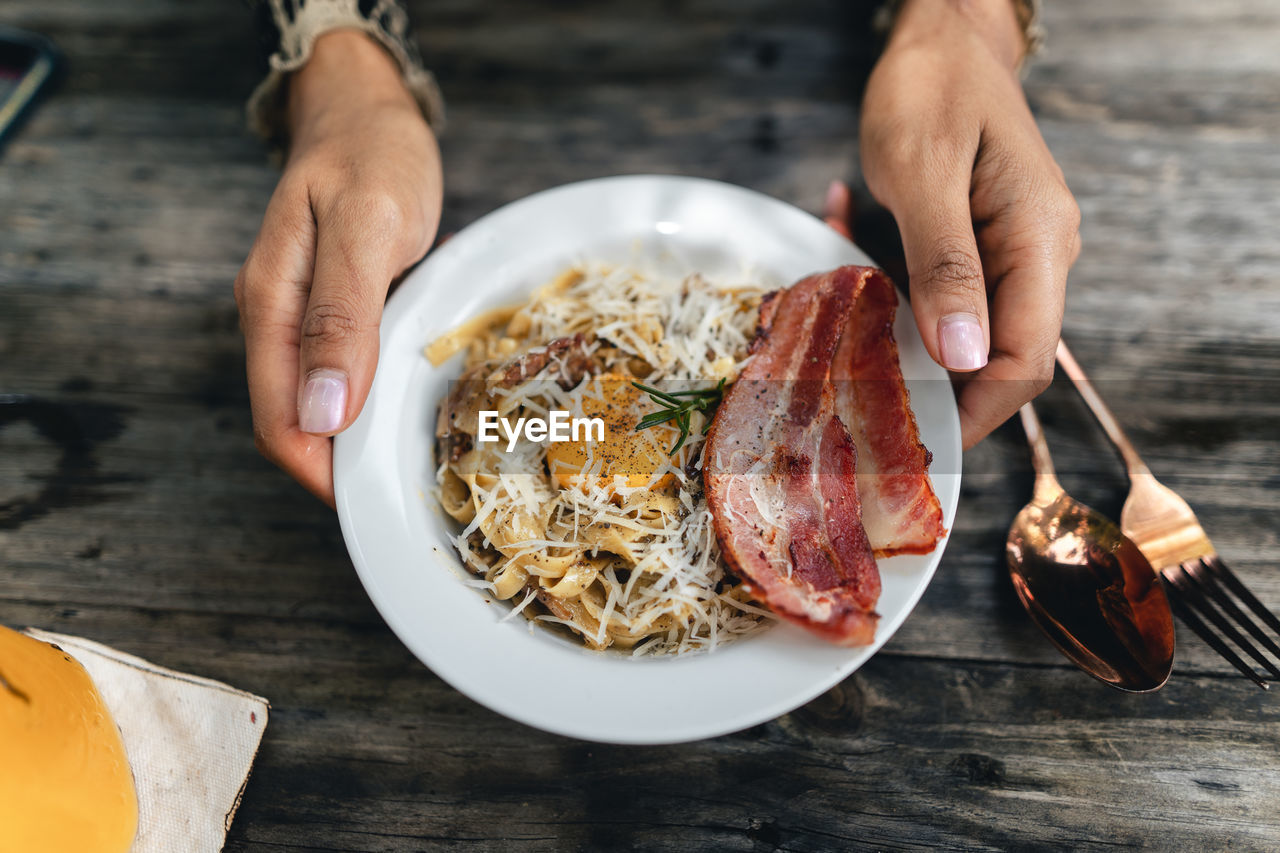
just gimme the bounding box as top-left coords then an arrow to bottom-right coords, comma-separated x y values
429,264 -> 772,655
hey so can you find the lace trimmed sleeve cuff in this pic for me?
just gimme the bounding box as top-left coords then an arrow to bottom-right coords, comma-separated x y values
874,0 -> 1045,71
246,0 -> 445,152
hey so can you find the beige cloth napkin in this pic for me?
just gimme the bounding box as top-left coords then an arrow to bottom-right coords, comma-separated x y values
24,629 -> 269,853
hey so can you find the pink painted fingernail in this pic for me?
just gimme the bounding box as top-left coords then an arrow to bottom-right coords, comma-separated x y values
825,180 -> 845,215
938,313 -> 988,371
299,369 -> 347,434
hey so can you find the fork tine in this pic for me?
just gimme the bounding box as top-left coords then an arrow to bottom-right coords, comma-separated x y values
1183,559 -> 1280,666
1200,556 -> 1280,638
1163,586 -> 1268,689
1163,564 -> 1280,681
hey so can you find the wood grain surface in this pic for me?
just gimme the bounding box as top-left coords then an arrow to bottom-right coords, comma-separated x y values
2,0 -> 1278,849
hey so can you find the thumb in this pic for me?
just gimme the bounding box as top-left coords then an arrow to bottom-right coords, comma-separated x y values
296,200 -> 400,436
894,187 -> 990,373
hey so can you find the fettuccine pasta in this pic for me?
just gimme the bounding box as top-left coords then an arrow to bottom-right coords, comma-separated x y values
432,263 -> 773,654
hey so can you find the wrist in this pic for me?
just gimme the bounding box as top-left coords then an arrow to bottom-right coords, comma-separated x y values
889,0 -> 1026,72
287,30 -> 418,140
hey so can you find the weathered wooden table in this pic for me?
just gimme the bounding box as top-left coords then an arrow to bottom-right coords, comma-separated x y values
3,0 -> 1279,849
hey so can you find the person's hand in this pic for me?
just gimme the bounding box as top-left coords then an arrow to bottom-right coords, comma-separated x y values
851,0 -> 1081,449
234,31 -> 443,506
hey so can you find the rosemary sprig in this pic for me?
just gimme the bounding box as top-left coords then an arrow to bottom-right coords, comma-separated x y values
632,378 -> 726,455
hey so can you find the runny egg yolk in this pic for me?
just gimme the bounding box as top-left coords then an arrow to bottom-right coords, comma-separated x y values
547,373 -> 685,491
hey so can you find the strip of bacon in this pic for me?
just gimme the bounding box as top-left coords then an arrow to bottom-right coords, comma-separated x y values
705,268 -> 880,645
831,268 -> 945,556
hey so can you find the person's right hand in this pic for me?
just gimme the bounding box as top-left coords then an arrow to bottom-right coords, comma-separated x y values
234,30 -> 443,506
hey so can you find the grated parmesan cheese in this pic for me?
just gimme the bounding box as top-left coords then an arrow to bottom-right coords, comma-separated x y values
433,262 -> 777,655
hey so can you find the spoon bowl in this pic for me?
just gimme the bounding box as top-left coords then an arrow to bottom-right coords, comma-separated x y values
1007,404 -> 1175,692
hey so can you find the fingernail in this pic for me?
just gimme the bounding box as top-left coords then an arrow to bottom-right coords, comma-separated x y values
299,369 -> 348,434
825,180 -> 845,215
937,313 -> 988,371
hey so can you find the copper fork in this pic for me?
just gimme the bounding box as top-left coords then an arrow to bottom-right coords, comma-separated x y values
1056,339 -> 1280,689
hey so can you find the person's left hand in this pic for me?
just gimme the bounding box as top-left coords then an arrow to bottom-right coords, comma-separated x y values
829,0 -> 1081,450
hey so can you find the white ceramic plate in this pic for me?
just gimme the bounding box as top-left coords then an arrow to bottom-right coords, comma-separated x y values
334,175 -> 961,745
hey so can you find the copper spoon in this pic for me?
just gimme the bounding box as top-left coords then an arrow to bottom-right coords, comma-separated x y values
1006,402 -> 1176,692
